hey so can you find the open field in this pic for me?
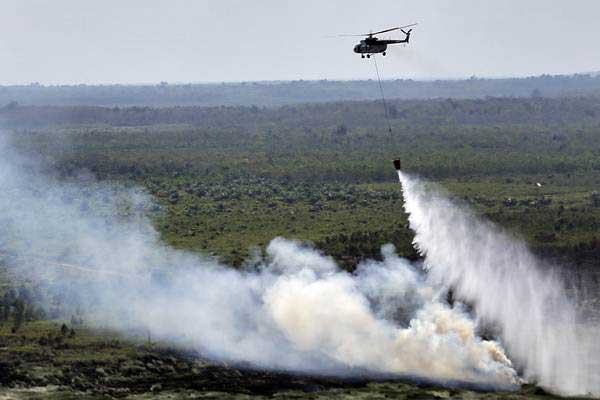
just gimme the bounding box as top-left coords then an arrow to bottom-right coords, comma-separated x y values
0,320 -> 568,399
3,95 -> 599,268
1,91 -> 599,398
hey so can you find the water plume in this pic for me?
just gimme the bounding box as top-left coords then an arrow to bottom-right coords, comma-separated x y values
398,171 -> 600,396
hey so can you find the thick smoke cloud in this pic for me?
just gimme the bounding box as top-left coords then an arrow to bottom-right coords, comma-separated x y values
399,171 -> 600,396
0,134 -> 519,390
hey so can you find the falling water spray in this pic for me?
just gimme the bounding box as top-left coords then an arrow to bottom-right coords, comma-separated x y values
396,169 -> 600,396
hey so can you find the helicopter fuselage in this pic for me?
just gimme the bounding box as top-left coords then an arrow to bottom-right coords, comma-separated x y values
353,36 -> 409,56
353,40 -> 387,54
346,25 -> 415,57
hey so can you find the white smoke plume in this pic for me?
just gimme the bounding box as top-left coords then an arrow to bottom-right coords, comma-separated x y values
0,134 -> 520,390
399,171 -> 600,396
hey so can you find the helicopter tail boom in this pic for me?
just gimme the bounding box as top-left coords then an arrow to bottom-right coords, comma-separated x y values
378,29 -> 412,46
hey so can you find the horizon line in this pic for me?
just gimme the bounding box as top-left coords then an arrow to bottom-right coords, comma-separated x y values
2,71 -> 599,88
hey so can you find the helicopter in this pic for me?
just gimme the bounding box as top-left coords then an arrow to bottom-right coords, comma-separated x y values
350,24 -> 417,58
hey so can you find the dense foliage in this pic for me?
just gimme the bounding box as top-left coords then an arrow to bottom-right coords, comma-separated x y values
1,85 -> 599,397
3,94 -> 599,270
3,96 -> 600,183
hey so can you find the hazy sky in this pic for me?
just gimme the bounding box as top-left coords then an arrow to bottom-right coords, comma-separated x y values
2,0 -> 600,85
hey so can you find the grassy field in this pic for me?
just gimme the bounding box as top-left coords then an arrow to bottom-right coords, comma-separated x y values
1,93 -> 599,398
155,172 -> 600,266
0,320 -> 569,399
4,96 -> 600,269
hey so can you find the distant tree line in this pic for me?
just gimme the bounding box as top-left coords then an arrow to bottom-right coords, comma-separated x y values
3,95 -> 600,183
2,95 -> 600,129
2,73 -> 600,108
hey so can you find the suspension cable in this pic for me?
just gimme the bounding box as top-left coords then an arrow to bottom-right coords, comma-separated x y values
373,55 -> 392,135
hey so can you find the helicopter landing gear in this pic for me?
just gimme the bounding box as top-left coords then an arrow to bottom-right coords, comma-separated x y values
366,54 -> 371,58
361,54 -> 365,59
382,52 -> 386,56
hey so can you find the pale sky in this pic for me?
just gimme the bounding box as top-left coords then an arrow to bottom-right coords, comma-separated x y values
2,0 -> 599,85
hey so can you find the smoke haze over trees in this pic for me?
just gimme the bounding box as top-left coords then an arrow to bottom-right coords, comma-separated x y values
2,74 -> 600,108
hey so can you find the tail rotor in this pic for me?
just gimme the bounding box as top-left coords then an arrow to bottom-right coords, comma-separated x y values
401,28 -> 412,43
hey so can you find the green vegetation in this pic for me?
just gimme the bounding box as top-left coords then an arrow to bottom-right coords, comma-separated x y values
0,317 -> 569,399
3,95 -> 599,269
2,73 -> 600,107
1,89 -> 599,398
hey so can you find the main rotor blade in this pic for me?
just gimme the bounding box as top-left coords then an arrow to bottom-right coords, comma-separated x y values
399,23 -> 418,29
335,34 -> 370,37
370,23 -> 418,36
333,23 -> 418,38
369,27 -> 400,35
